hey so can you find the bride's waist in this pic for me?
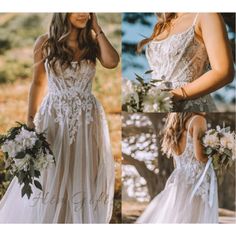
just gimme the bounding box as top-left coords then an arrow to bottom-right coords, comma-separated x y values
47,89 -> 94,100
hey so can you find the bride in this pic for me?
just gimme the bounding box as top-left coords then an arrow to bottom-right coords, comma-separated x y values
136,113 -> 218,223
0,13 -> 119,223
137,13 -> 234,112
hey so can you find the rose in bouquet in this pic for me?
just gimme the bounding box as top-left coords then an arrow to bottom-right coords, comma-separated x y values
0,122 -> 55,199
202,125 -> 235,179
122,70 -> 173,112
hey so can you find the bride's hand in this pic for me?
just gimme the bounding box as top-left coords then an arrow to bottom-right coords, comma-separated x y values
27,120 -> 35,130
90,13 -> 101,34
169,89 -> 182,101
170,87 -> 188,101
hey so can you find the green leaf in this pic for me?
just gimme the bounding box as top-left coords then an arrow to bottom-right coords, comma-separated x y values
223,148 -> 232,157
144,70 -> 153,74
34,170 -> 41,178
21,183 -> 32,199
205,147 -> 213,155
134,73 -> 144,85
29,165 -> 35,177
34,180 -> 42,191
150,79 -> 163,83
220,154 -> 227,164
35,140 -> 42,149
14,151 -> 25,159
18,171 -> 25,184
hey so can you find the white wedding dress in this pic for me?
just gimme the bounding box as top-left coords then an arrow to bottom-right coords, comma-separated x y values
136,116 -> 218,223
0,59 -> 115,223
146,13 -> 217,112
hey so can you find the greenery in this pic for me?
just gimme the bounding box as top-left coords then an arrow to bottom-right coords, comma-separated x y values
0,122 -> 55,199
0,59 -> 31,83
0,13 -> 50,84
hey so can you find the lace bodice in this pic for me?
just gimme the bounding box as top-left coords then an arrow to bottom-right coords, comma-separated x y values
146,26 -> 208,88
169,116 -> 216,204
34,59 -> 98,144
145,14 -> 217,112
46,59 -> 95,97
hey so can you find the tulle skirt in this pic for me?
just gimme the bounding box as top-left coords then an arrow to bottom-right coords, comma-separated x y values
0,98 -> 115,223
136,169 -> 218,224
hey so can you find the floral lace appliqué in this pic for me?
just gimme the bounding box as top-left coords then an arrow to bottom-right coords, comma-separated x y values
173,132 -> 212,203
34,60 -> 97,144
146,26 -> 217,112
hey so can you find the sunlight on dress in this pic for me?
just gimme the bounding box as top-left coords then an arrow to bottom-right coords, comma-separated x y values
0,59 -> 115,223
146,14 -> 217,112
136,116 -> 218,223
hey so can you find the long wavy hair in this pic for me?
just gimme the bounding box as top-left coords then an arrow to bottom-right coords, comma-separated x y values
137,13 -> 177,53
41,13 -> 99,73
161,112 -> 204,157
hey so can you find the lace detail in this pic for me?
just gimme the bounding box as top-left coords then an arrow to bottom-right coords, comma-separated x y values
34,59 -> 97,144
146,24 -> 217,112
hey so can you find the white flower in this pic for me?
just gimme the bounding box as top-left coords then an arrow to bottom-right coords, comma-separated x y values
122,80 -> 139,106
34,150 -> 54,171
203,133 -> 220,148
143,88 -> 173,112
220,133 -> 235,150
2,140 -> 18,157
15,128 -> 37,150
1,142 -> 10,153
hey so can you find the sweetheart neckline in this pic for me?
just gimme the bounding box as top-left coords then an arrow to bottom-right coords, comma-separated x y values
44,58 -> 96,67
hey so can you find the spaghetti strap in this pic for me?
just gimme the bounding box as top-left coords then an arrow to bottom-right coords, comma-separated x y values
187,115 -> 200,134
192,13 -> 199,26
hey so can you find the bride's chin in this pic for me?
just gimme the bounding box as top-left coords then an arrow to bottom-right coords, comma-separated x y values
72,22 -> 87,29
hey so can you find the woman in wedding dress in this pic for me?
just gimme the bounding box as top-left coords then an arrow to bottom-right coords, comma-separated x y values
0,13 -> 119,223
137,13 -> 234,111
136,113 -> 218,223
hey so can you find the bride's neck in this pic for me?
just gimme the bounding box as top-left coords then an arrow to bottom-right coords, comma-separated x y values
68,27 -> 79,41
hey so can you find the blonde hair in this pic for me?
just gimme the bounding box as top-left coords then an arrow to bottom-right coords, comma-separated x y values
137,13 -> 177,53
42,13 -> 99,74
161,112 -> 198,157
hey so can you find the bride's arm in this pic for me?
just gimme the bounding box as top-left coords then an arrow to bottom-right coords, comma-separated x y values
171,13 -> 234,101
91,13 -> 120,69
27,35 -> 48,129
191,116 -> 208,163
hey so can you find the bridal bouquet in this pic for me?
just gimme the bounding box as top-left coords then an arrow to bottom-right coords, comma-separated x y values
0,122 -> 55,199
202,125 -> 235,178
122,70 -> 173,112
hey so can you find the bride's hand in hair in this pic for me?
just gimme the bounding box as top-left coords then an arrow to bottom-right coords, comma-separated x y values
91,13 -> 101,33
90,13 -> 119,69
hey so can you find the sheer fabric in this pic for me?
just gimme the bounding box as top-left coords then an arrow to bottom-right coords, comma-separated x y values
146,13 -> 217,112
136,116 -> 218,223
0,59 -> 115,223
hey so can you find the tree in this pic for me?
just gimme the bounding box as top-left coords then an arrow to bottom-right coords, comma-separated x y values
122,112 -> 235,211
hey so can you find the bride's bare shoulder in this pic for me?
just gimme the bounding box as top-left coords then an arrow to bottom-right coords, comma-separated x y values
191,115 -> 207,130
198,13 -> 225,28
34,34 -> 49,51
